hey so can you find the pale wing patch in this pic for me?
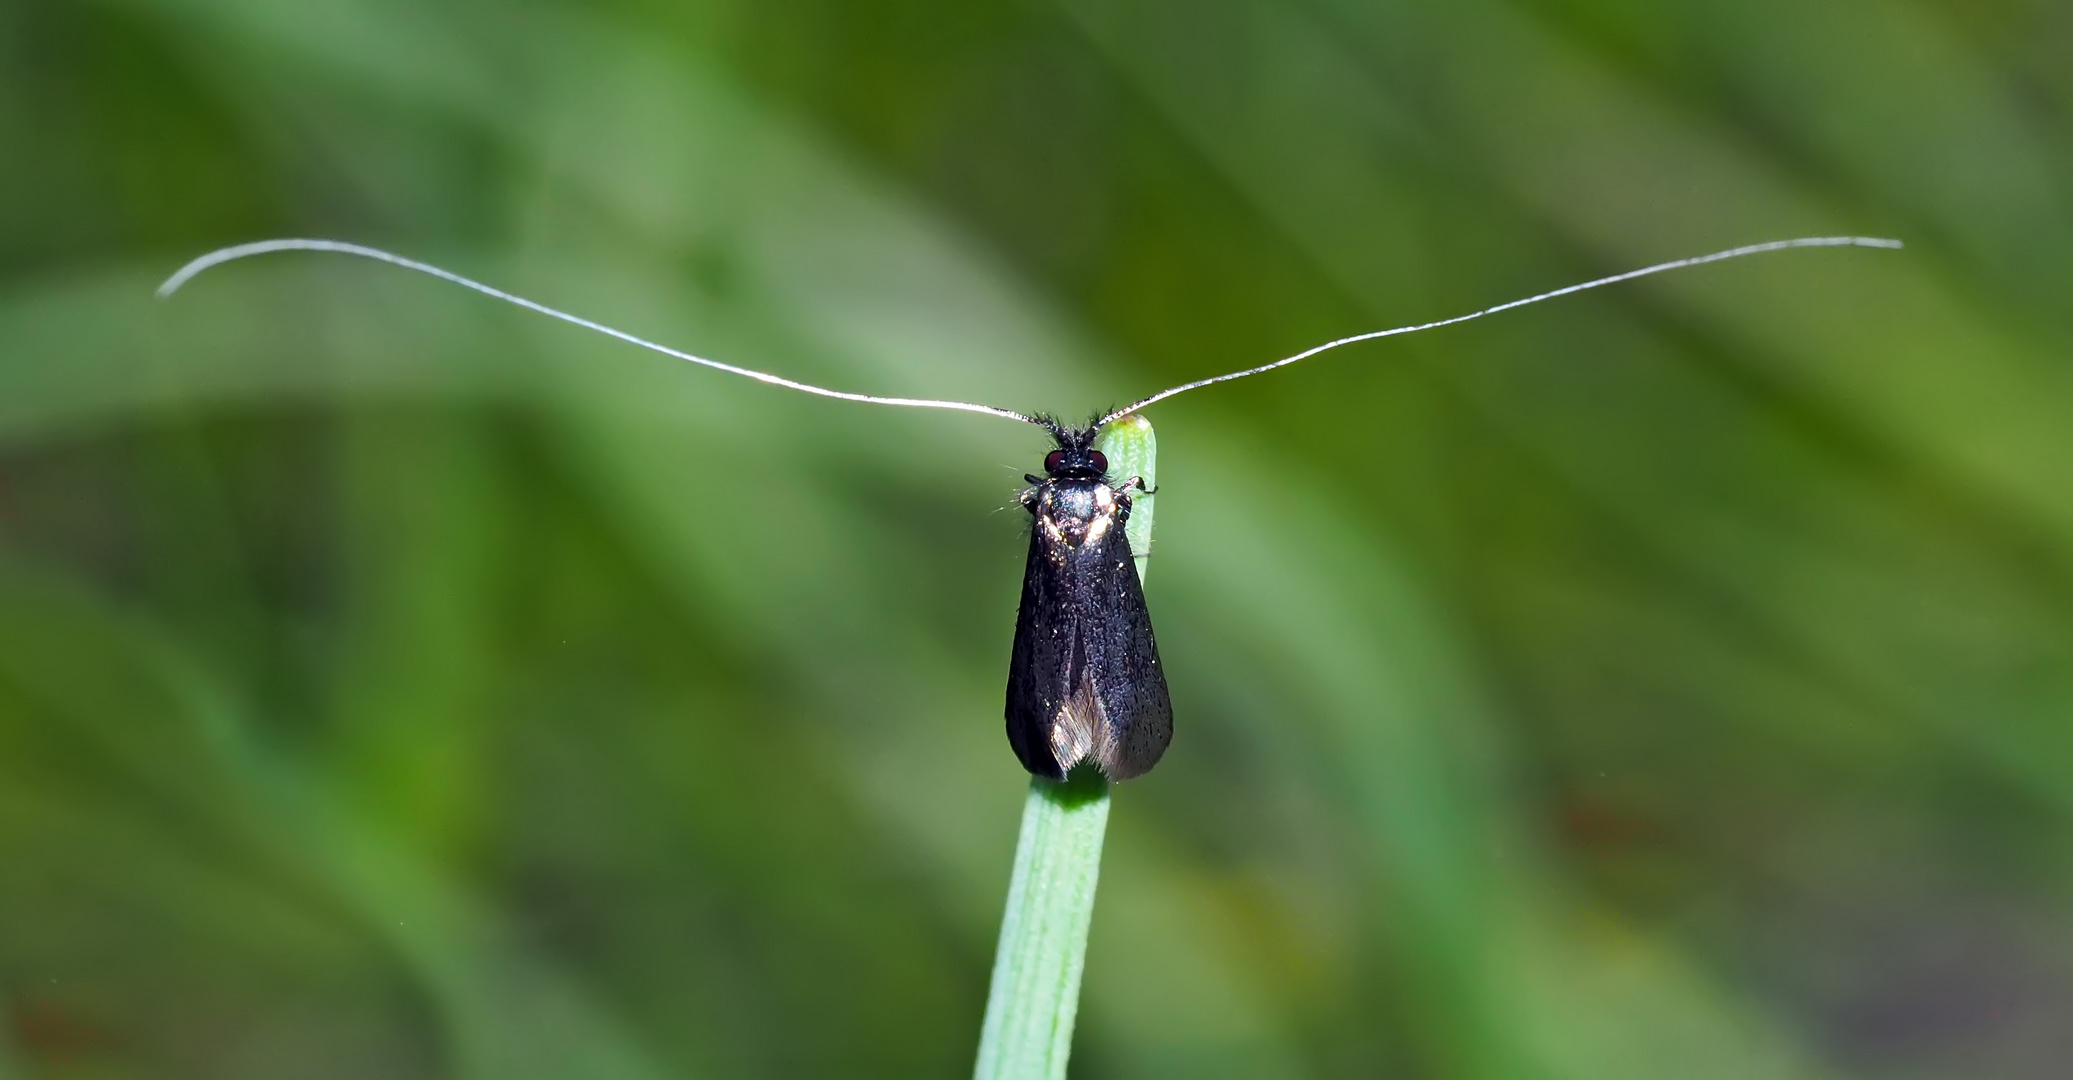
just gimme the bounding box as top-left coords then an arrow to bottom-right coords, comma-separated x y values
1083,509 -> 1113,547
1049,667 -> 1108,772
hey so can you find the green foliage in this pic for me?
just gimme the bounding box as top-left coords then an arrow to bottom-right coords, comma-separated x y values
3,0 -> 2072,1077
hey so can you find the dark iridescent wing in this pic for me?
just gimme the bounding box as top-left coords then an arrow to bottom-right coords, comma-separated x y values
1004,511 -> 1173,781
1005,526 -> 1077,779
1078,522 -> 1172,779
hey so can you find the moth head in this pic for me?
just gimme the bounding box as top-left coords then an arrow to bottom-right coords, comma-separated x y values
1037,420 -> 1108,480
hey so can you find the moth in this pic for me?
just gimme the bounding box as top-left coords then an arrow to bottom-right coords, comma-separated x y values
1007,419 -> 1168,780
159,235 -> 1899,780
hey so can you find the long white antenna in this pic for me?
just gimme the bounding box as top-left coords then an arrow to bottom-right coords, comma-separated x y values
160,235 -> 1900,437
1097,235 -> 1901,425
157,238 -> 1038,425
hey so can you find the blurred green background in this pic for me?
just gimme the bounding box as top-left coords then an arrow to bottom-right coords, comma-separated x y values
4,0 -> 2071,1076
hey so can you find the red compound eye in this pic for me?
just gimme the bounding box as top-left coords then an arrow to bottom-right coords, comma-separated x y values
1043,449 -> 1065,473
1087,450 -> 1108,473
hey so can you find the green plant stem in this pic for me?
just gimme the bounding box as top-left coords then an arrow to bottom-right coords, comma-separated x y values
973,415 -> 1155,1080
972,770 -> 1111,1080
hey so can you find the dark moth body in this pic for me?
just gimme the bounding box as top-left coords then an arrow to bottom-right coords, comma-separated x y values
1005,426 -> 1173,780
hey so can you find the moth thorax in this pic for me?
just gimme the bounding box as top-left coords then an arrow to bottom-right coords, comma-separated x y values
1039,481 -> 1120,549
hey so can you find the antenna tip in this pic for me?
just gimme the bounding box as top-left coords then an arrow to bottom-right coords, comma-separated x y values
155,253 -> 218,299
